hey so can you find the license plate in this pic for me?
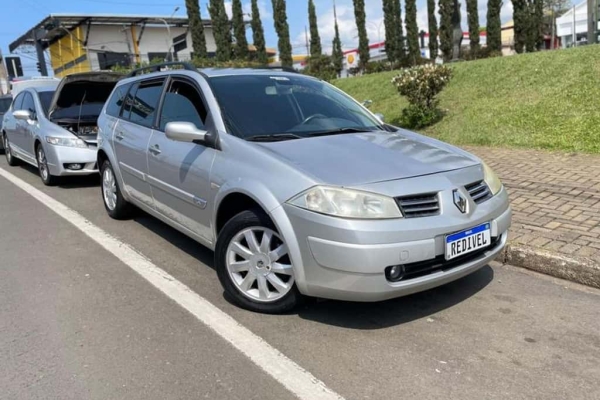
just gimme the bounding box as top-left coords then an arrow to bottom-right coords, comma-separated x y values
445,223 -> 491,260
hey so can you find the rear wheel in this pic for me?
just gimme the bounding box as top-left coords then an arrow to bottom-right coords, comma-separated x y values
216,209 -> 301,313
101,160 -> 133,220
4,134 -> 19,166
36,144 -> 58,186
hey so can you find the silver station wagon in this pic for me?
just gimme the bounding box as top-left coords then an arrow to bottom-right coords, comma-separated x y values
97,62 -> 511,313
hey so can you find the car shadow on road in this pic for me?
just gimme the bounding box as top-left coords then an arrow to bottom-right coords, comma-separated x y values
296,266 -> 494,329
12,162 -> 101,189
133,213 -> 216,269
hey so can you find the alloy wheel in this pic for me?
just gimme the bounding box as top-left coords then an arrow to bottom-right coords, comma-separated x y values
37,146 -> 49,180
102,166 -> 117,211
225,227 -> 294,302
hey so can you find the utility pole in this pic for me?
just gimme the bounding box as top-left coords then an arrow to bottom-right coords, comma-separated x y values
588,0 -> 597,43
33,28 -> 48,76
305,25 -> 309,55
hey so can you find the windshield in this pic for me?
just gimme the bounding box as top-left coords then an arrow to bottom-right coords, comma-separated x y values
209,75 -> 383,140
0,98 -> 11,113
38,91 -> 55,117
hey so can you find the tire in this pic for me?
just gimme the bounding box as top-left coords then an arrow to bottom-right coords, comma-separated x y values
36,144 -> 58,186
100,160 -> 133,220
215,209 -> 302,313
3,134 -> 19,166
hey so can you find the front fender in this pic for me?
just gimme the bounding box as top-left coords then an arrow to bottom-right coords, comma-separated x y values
213,180 -> 309,294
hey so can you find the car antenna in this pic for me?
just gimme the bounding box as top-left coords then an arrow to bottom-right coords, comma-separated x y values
77,90 -> 86,134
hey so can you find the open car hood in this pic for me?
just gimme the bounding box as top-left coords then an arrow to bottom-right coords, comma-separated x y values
48,72 -> 123,120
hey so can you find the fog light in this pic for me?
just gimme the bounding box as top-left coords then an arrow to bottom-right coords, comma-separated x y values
66,163 -> 83,170
385,265 -> 405,282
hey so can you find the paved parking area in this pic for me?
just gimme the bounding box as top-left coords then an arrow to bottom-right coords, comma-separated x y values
1,157 -> 600,399
468,146 -> 600,261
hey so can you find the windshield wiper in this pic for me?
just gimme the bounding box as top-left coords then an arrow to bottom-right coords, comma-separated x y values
245,133 -> 304,142
307,127 -> 377,137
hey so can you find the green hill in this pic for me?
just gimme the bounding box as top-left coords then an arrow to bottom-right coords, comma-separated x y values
334,45 -> 600,153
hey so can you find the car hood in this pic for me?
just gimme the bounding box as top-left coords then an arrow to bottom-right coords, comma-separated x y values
256,130 -> 480,186
48,72 -> 123,120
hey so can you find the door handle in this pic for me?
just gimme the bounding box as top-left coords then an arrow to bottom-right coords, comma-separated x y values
115,131 -> 125,141
149,144 -> 161,155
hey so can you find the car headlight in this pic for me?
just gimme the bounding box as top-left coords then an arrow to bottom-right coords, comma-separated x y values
288,186 -> 403,219
483,162 -> 502,195
46,136 -> 88,148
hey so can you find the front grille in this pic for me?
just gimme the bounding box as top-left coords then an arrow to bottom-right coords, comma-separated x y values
386,235 -> 502,282
466,181 -> 493,204
395,193 -> 440,218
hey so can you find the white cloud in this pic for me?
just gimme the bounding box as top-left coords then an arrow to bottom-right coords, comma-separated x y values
222,1 -> 273,20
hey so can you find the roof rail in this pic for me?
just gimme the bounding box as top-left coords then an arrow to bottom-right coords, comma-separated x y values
255,66 -> 298,73
126,61 -> 197,78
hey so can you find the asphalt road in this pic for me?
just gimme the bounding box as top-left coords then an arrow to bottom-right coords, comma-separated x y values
1,156 -> 599,400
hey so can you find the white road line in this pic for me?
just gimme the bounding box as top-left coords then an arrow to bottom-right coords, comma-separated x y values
0,166 -> 345,400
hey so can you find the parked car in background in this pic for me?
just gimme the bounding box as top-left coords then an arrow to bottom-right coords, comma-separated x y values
0,94 -> 12,150
2,72 -> 122,185
97,63 -> 511,313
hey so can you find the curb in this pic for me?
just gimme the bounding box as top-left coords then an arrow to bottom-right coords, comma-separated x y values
502,244 -> 600,289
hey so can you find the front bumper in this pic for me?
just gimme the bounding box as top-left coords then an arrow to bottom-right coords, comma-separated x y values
44,143 -> 98,176
276,186 -> 511,302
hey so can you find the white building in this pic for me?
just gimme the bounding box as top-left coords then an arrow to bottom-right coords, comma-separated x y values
9,14 -> 219,77
556,1 -> 600,47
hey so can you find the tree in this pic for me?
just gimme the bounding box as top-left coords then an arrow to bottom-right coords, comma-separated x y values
439,0 -> 454,61
513,0 -> 528,53
427,0 -> 438,60
352,0 -> 370,71
534,0 -> 544,49
308,0 -> 322,57
405,0 -> 420,65
209,0 -> 232,61
232,0 -> 248,59
251,0 -> 268,64
185,0 -> 207,59
383,0 -> 398,63
331,1 -> 344,75
486,0 -> 503,52
271,0 -> 293,67
392,0 -> 406,63
466,0 -> 480,55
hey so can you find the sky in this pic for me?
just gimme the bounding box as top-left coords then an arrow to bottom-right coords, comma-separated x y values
0,0 -> 517,75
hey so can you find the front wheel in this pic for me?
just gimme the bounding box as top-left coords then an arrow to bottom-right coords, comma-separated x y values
100,160 -> 133,220
36,144 -> 58,186
215,209 -> 302,313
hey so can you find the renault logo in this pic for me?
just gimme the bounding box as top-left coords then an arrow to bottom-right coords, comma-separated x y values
453,190 -> 468,214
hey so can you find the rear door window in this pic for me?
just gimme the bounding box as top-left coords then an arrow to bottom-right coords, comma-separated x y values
126,79 -> 165,128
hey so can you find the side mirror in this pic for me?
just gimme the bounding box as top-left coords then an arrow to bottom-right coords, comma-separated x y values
14,110 -> 33,121
165,121 -> 207,144
375,113 -> 385,122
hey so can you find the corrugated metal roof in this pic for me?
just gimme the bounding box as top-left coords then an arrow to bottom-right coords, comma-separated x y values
9,14 -> 212,52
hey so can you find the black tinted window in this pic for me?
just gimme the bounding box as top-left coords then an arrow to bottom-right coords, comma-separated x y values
0,97 -> 11,113
159,80 -> 207,131
127,79 -> 164,127
106,83 -> 130,117
12,93 -> 24,111
21,93 -> 36,114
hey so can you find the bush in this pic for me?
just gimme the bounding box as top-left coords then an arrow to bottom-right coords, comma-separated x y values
391,64 -> 452,129
111,58 -> 263,74
302,55 -> 338,81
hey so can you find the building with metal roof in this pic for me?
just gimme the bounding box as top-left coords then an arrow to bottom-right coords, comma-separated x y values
9,14 -> 276,77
